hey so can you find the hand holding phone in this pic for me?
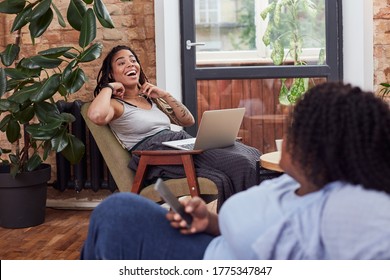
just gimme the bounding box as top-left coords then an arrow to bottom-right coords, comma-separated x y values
154,178 -> 193,227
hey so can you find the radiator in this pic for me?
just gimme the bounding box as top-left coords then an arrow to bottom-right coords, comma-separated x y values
54,101 -> 117,192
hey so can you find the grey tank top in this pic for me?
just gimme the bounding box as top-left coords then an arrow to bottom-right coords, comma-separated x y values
109,99 -> 171,150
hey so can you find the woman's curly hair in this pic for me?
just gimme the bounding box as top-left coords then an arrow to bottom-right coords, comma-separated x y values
94,45 -> 149,96
287,82 -> 390,193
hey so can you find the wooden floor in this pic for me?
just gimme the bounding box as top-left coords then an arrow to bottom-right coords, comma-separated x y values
0,207 -> 92,260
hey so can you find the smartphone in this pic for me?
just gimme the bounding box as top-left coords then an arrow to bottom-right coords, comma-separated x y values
154,178 -> 193,227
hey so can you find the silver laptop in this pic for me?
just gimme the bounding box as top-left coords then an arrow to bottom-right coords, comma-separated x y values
162,108 -> 245,151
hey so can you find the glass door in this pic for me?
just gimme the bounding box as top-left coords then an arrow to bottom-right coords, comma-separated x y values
180,0 -> 342,153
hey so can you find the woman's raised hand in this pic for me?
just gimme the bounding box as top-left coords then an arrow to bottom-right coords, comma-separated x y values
110,82 -> 125,99
140,82 -> 168,99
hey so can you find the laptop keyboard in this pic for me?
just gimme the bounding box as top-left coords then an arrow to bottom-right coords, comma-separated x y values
177,143 -> 194,150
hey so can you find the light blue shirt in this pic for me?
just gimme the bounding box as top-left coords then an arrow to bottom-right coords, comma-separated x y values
203,174 -> 390,259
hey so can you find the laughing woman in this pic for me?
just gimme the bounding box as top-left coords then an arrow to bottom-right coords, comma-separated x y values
87,45 -> 261,209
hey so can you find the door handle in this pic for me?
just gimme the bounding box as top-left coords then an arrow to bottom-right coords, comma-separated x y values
186,40 -> 205,50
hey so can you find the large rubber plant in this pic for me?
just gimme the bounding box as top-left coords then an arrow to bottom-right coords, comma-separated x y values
0,0 -> 115,177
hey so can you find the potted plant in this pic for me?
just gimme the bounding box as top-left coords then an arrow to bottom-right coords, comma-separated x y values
0,0 -> 114,228
379,82 -> 390,98
260,0 -> 325,105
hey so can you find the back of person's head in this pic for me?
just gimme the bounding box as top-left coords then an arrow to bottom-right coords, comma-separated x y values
287,81 -> 390,193
94,45 -> 148,96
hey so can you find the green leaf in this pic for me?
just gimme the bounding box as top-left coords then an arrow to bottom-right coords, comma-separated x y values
274,1 -> 282,26
67,0 -> 87,31
0,0 -> 26,14
63,52 -> 78,59
30,74 -> 61,102
79,9 -> 97,48
8,84 -> 40,103
262,24 -> 271,47
52,2 -> 66,27
4,68 -> 29,80
34,101 -> 60,123
21,55 -> 62,69
25,123 -> 60,140
15,59 -> 42,76
260,2 -> 275,21
25,153 -> 43,172
29,0 -> 52,22
43,140 -> 51,160
60,133 -> 85,164
271,39 -> 284,65
0,114 -> 12,131
6,118 -> 21,143
38,47 -> 72,58
0,147 -> 11,154
58,84 -> 68,97
62,61 -> 76,82
0,99 -> 18,113
0,68 -> 6,97
29,8 -> 54,38
1,44 -> 20,66
64,68 -> 86,93
288,78 -> 308,104
10,4 -> 32,32
51,128 -> 69,152
78,42 -> 103,62
60,112 -> 76,123
15,106 -> 35,124
379,83 -> 390,97
9,154 -> 19,165
279,79 -> 291,106
93,0 -> 115,28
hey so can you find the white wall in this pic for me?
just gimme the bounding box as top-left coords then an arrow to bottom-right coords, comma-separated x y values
342,0 -> 373,91
154,0 -> 182,101
155,0 -> 374,98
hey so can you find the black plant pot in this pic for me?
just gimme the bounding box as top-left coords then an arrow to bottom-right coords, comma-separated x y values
0,164 -> 51,229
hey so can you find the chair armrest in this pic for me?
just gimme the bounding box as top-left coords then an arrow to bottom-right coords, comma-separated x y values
131,149 -> 203,196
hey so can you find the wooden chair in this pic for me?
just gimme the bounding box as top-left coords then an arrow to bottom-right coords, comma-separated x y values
80,102 -> 218,201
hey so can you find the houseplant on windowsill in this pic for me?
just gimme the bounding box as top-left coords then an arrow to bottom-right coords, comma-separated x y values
260,0 -> 325,106
0,0 -> 114,228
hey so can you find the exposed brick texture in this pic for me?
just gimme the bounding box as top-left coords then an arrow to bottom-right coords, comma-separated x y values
374,0 -> 390,91
0,0 -> 156,102
0,0 -> 155,180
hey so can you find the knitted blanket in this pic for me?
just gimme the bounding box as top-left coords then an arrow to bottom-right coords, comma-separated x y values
128,130 -> 261,210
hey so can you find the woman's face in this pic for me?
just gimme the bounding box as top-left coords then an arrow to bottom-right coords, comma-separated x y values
110,49 -> 140,87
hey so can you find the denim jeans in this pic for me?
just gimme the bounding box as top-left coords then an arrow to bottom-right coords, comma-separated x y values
81,193 -> 214,260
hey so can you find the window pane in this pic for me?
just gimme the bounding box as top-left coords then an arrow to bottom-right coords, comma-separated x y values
195,0 -> 326,67
196,77 -> 327,153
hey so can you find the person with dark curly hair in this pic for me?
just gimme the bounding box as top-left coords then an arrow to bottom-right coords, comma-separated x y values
82,82 -> 390,260
87,45 -> 260,208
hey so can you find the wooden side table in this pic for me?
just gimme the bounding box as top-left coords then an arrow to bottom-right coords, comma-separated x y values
256,151 -> 283,184
260,151 -> 283,172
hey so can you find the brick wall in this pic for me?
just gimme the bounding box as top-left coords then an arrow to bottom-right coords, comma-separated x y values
0,0 -> 155,180
374,0 -> 390,91
0,0 -> 156,102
